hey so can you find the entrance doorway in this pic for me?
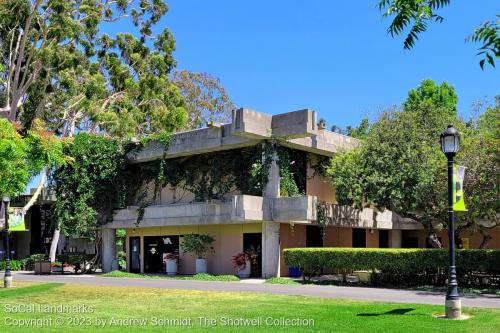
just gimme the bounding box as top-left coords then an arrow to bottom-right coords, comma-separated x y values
306,225 -> 323,247
129,237 -> 140,273
243,233 -> 262,277
352,228 -> 366,248
144,236 -> 179,273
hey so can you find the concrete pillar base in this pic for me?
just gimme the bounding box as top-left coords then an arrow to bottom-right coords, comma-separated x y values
445,299 -> 461,319
262,222 -> 280,278
101,229 -> 117,273
4,275 -> 12,288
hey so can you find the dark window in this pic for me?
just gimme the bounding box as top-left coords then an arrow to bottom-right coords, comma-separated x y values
144,236 -> 179,273
402,237 -> 419,248
379,230 -> 389,248
352,228 -> 366,248
306,226 -> 323,247
129,237 -> 141,273
243,233 -> 262,277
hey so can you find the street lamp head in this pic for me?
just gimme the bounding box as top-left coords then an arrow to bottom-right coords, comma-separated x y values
440,125 -> 460,155
2,196 -> 10,204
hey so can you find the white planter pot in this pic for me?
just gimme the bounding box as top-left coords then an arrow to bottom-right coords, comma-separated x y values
237,260 -> 251,278
166,259 -> 178,276
195,258 -> 208,274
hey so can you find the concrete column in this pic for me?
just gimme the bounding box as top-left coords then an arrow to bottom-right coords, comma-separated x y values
140,236 -> 145,274
262,222 -> 280,278
390,229 -> 402,248
263,151 -> 280,198
101,228 -> 116,273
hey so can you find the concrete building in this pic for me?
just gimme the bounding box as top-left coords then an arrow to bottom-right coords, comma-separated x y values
0,189 -> 95,261
101,108 -> 500,277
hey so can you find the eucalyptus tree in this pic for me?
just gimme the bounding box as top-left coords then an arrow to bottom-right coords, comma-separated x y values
0,0 -> 186,137
173,70 -> 235,129
0,0 -> 188,262
378,0 -> 499,69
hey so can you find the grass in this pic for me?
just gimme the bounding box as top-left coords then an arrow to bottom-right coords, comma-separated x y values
265,277 -> 299,285
102,270 -> 239,281
0,282 -> 499,332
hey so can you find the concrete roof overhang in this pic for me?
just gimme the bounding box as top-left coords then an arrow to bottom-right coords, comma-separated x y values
128,108 -> 358,163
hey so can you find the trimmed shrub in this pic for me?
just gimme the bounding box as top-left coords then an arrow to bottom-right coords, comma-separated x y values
283,248 -> 500,286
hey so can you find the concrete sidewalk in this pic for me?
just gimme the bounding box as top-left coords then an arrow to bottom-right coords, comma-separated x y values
10,271 -> 500,309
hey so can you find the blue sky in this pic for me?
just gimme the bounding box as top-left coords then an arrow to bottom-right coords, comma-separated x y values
159,0 -> 498,129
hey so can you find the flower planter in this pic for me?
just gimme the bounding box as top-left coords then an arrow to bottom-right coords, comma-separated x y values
237,260 -> 251,278
34,260 -> 51,275
166,259 -> 178,276
195,258 -> 207,273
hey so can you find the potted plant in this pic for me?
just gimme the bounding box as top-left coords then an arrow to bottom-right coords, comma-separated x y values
318,118 -> 327,130
164,253 -> 178,276
181,234 -> 215,274
232,251 -> 257,278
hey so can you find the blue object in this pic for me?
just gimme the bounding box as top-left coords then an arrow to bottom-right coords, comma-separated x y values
288,267 -> 302,278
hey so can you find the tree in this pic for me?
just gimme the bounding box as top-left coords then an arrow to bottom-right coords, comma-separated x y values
378,1 -> 499,69
327,80 -> 462,245
1,0 -> 188,262
172,70 -> 235,129
456,97 -> 499,247
0,0 -> 186,137
0,118 -> 65,197
52,133 -> 125,265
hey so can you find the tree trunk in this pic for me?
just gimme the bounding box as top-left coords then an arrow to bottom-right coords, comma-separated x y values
49,225 -> 60,263
479,229 -> 492,249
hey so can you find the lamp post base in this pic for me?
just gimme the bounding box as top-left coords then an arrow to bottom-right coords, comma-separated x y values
445,299 -> 461,319
4,275 -> 12,288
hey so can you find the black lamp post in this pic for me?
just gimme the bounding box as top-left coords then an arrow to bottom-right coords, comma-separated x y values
2,196 -> 12,288
439,125 -> 461,319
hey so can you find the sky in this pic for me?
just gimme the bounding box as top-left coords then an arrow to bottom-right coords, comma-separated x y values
157,0 -> 498,129
24,1 -> 500,193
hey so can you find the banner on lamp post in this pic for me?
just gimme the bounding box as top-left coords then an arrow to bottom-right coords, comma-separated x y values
453,165 -> 467,212
0,202 -> 4,230
8,207 -> 27,231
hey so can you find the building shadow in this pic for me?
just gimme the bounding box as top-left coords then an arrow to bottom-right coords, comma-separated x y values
357,308 -> 415,317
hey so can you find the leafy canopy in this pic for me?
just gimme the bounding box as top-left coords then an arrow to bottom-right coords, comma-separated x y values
327,79 -> 460,224
378,1 -> 499,69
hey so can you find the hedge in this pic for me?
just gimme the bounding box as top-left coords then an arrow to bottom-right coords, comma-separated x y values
283,248 -> 500,285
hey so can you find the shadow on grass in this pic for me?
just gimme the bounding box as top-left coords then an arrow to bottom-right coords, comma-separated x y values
0,283 -> 64,299
357,308 -> 415,317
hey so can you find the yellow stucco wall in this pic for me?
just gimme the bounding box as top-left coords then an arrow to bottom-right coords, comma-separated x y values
306,154 -> 336,203
125,223 -> 261,275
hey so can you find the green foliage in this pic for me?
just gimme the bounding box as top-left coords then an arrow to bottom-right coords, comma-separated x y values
180,234 -> 215,259
0,0 -> 186,136
53,133 -> 126,237
0,119 -> 29,196
405,79 -> 458,117
378,1 -> 499,68
0,118 -> 66,196
468,15 -> 499,69
0,260 -> 23,271
327,79 -> 461,225
283,248 -> 500,284
21,253 -> 48,271
173,70 -> 235,129
187,273 -> 239,281
456,97 -> 500,235
265,277 -> 300,285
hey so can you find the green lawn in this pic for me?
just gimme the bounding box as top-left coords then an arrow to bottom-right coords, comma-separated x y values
0,282 -> 499,333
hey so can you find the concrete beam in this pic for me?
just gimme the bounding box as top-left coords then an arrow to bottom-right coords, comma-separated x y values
128,108 -> 358,163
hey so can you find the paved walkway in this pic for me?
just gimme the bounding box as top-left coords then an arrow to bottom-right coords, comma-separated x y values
11,272 -> 500,309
